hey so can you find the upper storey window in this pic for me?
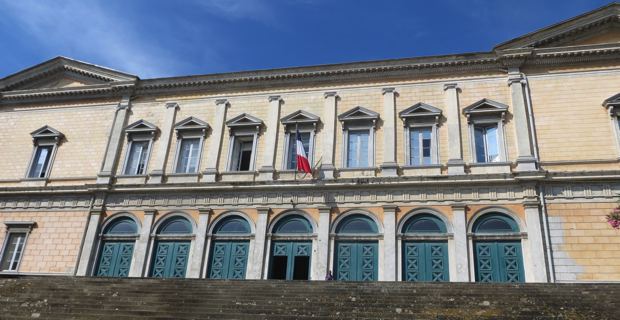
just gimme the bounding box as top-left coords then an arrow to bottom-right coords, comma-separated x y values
26,126 -> 63,179
280,110 -> 320,170
122,120 -> 158,176
226,113 -> 263,172
603,93 -> 620,155
399,103 -> 441,166
463,99 -> 508,164
173,117 -> 209,174
338,106 -> 379,168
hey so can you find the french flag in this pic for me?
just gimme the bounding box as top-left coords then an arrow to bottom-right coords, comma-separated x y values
296,129 -> 312,174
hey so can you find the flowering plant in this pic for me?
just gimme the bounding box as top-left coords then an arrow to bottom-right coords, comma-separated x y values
606,205 -> 620,229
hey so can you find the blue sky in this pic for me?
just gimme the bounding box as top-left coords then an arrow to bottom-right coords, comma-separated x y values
0,0 -> 613,79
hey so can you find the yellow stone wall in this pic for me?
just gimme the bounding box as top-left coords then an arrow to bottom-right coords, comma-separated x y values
0,211 -> 87,274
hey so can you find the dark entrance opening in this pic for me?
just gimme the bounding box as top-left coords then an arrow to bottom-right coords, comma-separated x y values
293,256 -> 310,280
270,256 -> 288,279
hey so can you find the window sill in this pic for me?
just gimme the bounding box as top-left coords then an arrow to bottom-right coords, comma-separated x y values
338,167 -> 377,178
276,170 -> 315,181
219,171 -> 257,182
20,178 -> 47,187
401,165 -> 442,176
116,175 -> 148,185
166,173 -> 200,183
468,162 -> 511,174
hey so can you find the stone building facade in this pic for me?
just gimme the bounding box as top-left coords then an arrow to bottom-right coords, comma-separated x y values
1,4 -> 620,283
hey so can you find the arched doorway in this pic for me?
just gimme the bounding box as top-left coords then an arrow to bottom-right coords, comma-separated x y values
334,214 -> 379,281
149,216 -> 192,278
401,213 -> 449,282
207,215 -> 251,279
473,213 -> 524,283
95,216 -> 138,277
268,214 -> 313,280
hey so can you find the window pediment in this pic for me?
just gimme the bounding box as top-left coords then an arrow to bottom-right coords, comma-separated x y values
463,99 -> 508,122
30,125 -> 63,143
125,120 -> 159,136
281,110 -> 320,128
226,113 -> 263,130
175,117 -> 209,134
399,103 -> 442,124
338,106 -> 379,124
603,93 -> 620,115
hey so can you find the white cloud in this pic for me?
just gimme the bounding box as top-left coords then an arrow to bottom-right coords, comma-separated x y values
195,0 -> 275,22
0,0 -> 184,78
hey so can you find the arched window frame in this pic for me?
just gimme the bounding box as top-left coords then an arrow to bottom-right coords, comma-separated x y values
91,213 -> 140,276
398,211 -> 452,242
467,209 -> 527,242
331,211 -> 383,240
268,211 -> 316,241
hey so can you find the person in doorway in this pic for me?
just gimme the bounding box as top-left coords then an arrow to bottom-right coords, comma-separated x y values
325,270 -> 334,280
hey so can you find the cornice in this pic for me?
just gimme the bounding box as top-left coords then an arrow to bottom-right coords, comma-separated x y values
0,81 -> 136,105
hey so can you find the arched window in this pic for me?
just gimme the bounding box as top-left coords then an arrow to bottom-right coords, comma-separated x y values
336,214 -> 378,234
103,217 -> 137,235
273,215 -> 313,234
213,216 -> 251,234
157,216 -> 192,234
473,213 -> 519,233
402,214 -> 446,234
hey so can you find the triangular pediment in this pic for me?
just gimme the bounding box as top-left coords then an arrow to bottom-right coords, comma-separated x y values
463,99 -> 508,116
0,56 -> 137,92
125,120 -> 159,134
338,106 -> 380,122
399,103 -> 442,119
226,113 -> 264,128
281,110 -> 320,125
495,3 -> 620,50
30,125 -> 63,140
175,117 -> 210,131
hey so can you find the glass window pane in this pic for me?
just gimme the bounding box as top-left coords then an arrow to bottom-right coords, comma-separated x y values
485,126 -> 499,162
105,218 -> 138,234
159,217 -> 192,234
422,128 -> 432,165
176,138 -> 200,173
215,217 -> 250,234
410,129 -> 420,165
337,215 -> 378,234
404,215 -> 446,234
347,130 -> 369,168
125,141 -> 149,175
410,127 -> 432,165
29,146 -> 53,178
474,126 -> 487,163
474,214 -> 518,233
1,233 -> 26,271
287,132 -> 311,170
274,216 -> 312,234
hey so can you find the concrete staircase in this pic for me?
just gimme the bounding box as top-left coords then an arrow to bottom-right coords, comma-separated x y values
0,276 -> 617,319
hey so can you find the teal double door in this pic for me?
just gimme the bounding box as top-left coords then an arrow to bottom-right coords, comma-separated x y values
269,241 -> 311,280
207,241 -> 249,279
475,241 -> 524,283
335,241 -> 378,281
95,241 -> 134,277
150,241 -> 190,278
402,241 -> 449,282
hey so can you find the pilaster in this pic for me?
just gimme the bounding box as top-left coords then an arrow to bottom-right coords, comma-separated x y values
258,96 -> 282,181
203,99 -> 229,182
129,209 -> 155,277
248,207 -> 269,279
96,96 -> 131,184
148,102 -> 179,184
382,205 -> 397,281
313,206 -> 331,280
381,88 -> 398,177
444,84 -> 465,175
321,91 -> 338,180
75,209 -> 103,276
451,203 -> 469,281
187,208 -> 211,278
508,70 -> 537,172
523,201 -> 548,282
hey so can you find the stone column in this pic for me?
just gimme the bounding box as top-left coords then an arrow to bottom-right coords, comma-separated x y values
381,88 -> 398,177
248,207 -> 269,279
524,201 -> 548,282
203,99 -> 229,182
444,84 -> 465,175
129,209 -> 156,277
96,96 -> 131,184
313,206 -> 331,280
75,210 -> 103,276
383,205 -> 397,281
148,102 -> 179,184
451,203 -> 469,281
187,208 -> 211,278
321,92 -> 338,180
258,96 -> 282,181
508,70 -> 537,172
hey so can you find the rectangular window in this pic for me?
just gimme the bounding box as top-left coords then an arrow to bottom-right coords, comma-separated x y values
124,141 -> 150,175
347,129 -> 370,168
286,132 -> 311,170
409,127 -> 432,165
474,125 -> 500,163
176,138 -> 201,173
1,232 -> 27,271
231,136 -> 254,171
28,145 -> 53,178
